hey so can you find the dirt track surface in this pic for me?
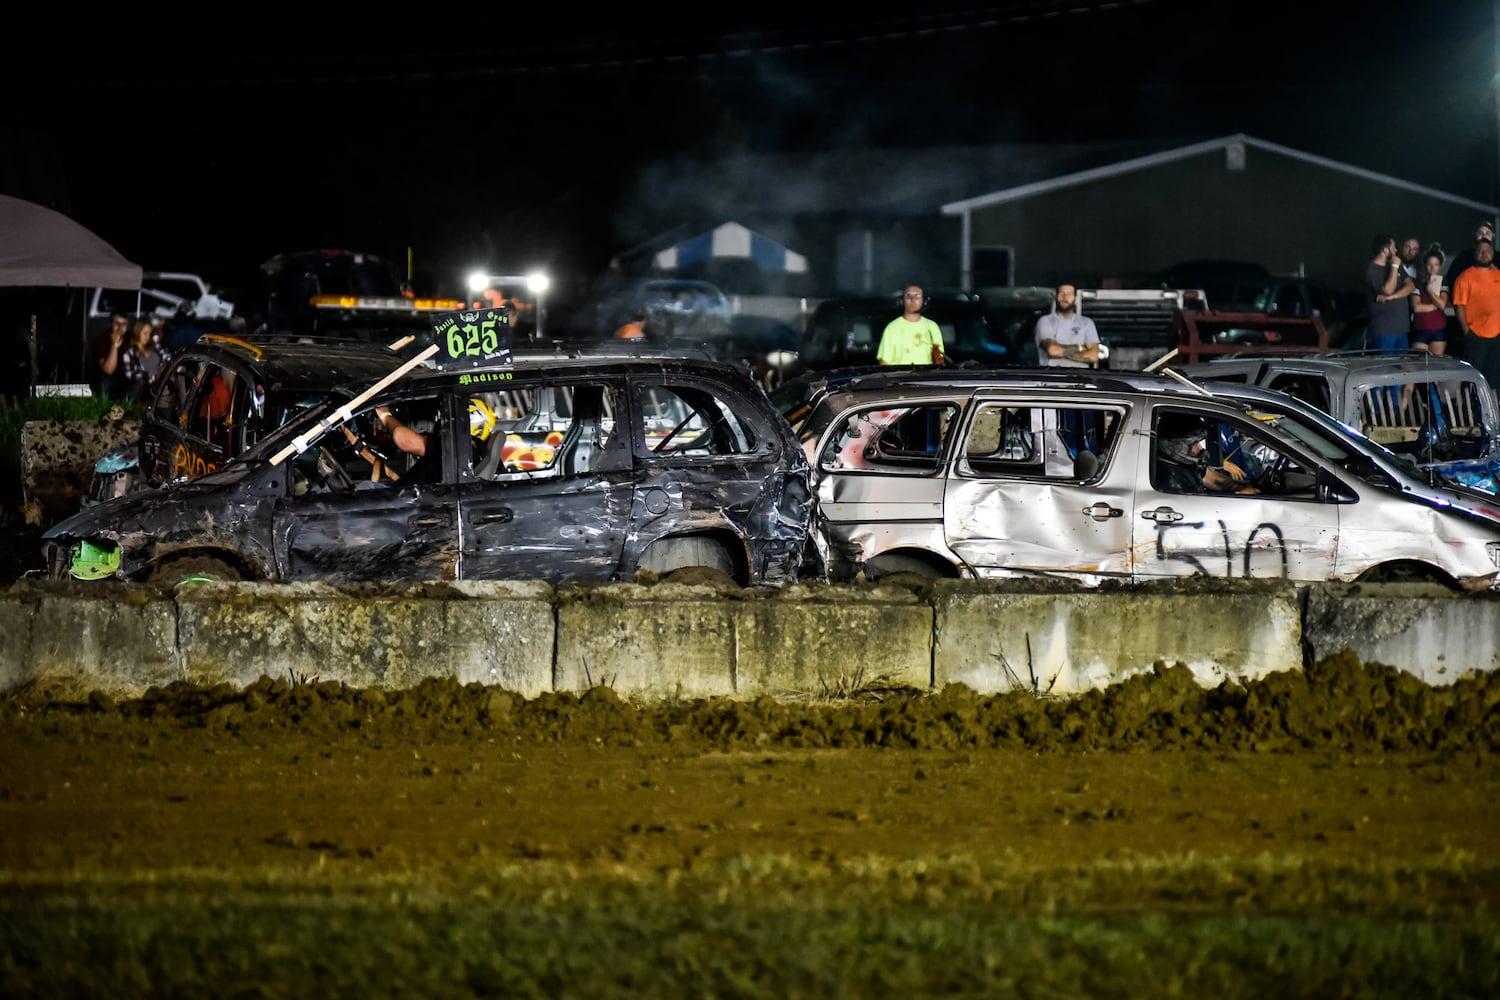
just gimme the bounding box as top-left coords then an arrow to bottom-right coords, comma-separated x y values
3,652 -> 1498,876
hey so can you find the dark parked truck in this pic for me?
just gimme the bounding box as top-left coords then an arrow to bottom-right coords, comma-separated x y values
44,349 -> 814,588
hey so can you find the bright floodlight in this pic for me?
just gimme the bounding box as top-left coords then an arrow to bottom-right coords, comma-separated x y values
526,272 -> 550,294
466,271 -> 490,293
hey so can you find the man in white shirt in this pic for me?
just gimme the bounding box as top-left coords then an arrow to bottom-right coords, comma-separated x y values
1034,283 -> 1099,368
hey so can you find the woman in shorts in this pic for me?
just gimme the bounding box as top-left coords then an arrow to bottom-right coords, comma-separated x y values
1410,243 -> 1450,354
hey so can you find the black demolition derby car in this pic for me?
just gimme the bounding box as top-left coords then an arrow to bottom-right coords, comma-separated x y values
43,308 -> 815,588
83,334 -> 420,507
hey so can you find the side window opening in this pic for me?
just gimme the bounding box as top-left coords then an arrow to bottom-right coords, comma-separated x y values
637,384 -> 755,457
290,393 -> 449,495
1267,373 -> 1331,413
468,382 -> 622,480
1151,408 -> 1320,499
819,403 -> 958,474
1359,380 -> 1488,459
962,403 -> 1122,481
153,357 -> 205,425
191,364 -> 240,454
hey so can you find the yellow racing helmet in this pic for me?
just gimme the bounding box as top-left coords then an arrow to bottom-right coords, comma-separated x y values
468,396 -> 497,441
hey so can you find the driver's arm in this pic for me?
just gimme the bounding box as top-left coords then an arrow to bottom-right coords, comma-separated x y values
377,407 -> 427,456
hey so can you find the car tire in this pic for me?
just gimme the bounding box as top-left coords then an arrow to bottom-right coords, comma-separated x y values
638,537 -> 740,585
150,555 -> 243,587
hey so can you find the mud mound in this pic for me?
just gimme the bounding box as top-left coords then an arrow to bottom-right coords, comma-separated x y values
7,652 -> 1496,754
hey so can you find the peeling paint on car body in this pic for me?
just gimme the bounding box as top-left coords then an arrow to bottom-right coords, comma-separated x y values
44,356 -> 814,588
795,366 -> 1500,589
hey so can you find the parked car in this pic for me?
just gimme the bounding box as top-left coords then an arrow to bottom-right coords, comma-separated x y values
579,277 -> 734,342
82,334 -> 417,508
44,354 -> 814,588
1175,352 -> 1500,492
790,365 -> 1500,589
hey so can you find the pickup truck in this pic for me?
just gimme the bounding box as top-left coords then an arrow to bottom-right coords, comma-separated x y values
89,271 -> 234,328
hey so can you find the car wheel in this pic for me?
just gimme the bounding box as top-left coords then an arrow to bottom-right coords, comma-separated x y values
150,555 -> 243,587
638,537 -> 740,585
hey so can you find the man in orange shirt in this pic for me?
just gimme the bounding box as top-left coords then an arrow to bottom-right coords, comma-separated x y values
1454,237 -> 1500,390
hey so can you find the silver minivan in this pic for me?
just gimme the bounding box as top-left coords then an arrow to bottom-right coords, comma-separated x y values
795,367 -> 1500,589
1177,352 -> 1500,493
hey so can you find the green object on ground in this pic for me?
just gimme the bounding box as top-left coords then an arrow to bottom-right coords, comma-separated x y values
69,540 -> 118,580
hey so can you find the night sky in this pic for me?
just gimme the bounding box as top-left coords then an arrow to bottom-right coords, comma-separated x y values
2,1 -> 1494,302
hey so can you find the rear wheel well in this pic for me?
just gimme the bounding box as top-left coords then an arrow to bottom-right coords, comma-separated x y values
1354,560 -> 1459,590
146,550 -> 256,586
636,533 -> 747,587
862,550 -> 959,581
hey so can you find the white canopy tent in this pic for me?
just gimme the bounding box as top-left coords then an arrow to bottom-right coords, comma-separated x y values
0,195 -> 142,289
0,195 -> 142,394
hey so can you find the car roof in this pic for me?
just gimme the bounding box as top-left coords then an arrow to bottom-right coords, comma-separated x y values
178,335 -> 410,391
798,363 -> 1324,410
391,351 -> 766,391
1180,351 -> 1480,377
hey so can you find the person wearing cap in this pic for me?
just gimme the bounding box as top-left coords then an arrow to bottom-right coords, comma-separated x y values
1453,237 -> 1500,390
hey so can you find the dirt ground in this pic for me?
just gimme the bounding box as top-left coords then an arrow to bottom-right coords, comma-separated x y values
2,654 -> 1497,876
1,655 -> 1498,993
3,649 -> 1500,998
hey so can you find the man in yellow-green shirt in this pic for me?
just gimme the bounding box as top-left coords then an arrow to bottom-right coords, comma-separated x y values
876,284 -> 945,365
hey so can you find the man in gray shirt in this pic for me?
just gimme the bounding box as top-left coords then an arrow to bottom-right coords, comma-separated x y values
1035,282 -> 1099,367
1365,235 -> 1415,353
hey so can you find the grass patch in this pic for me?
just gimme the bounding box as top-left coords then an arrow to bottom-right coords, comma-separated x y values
3,857 -> 1497,998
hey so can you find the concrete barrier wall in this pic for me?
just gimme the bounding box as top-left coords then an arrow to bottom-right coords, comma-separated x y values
21,417 -> 140,526
932,581 -> 1305,692
1,579 -> 1494,699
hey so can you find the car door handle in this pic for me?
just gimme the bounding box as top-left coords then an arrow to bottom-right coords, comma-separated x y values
414,516 -> 449,528
473,510 -> 513,526
1082,501 -> 1123,520
1141,506 -> 1184,523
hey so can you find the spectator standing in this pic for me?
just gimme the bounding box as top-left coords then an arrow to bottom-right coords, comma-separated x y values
1409,243 -> 1449,355
1035,282 -> 1099,367
1399,237 -> 1421,280
1453,237 -> 1500,389
90,311 -> 131,397
1443,221 -> 1496,360
118,316 -> 175,403
1445,219 -> 1496,291
876,284 -> 945,365
1365,235 -> 1415,353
